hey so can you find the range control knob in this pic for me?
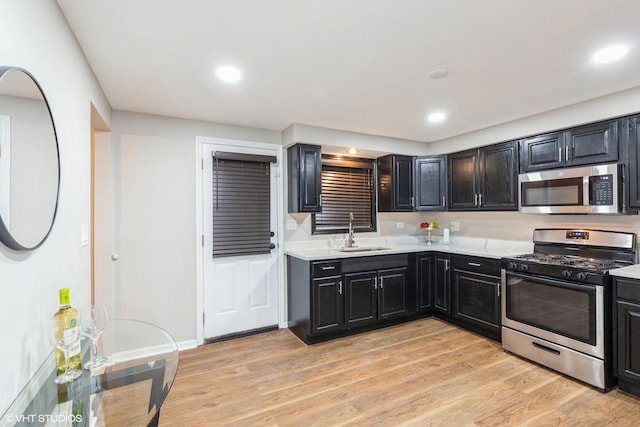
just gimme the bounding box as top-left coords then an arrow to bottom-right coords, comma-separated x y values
575,272 -> 588,281
561,270 -> 573,279
507,262 -> 518,270
519,263 -> 530,272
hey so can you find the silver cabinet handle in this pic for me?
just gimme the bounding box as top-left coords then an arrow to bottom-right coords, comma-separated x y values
496,282 -> 501,298
558,146 -> 562,162
442,195 -> 445,207
565,145 -> 569,161
321,266 -> 335,270
468,262 -> 482,267
380,276 -> 384,288
410,196 -> 414,208
319,194 -> 322,207
474,194 -> 478,206
338,280 -> 343,295
373,277 -> 377,290
445,259 -> 449,271
478,194 -> 483,207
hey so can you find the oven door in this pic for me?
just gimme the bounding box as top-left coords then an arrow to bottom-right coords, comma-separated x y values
501,270 -> 604,358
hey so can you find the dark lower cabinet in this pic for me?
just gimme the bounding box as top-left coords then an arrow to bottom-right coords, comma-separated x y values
416,253 -> 433,312
433,253 -> 451,315
345,271 -> 378,328
345,267 -> 408,327
614,277 -> 640,398
312,276 -> 344,334
450,255 -> 501,341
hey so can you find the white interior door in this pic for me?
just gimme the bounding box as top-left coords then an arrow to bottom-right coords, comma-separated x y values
202,141 -> 280,339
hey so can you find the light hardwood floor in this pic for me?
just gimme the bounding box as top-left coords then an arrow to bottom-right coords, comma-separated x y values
159,318 -> 640,426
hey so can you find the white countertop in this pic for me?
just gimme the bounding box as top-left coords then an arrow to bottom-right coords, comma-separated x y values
285,236 -> 533,261
610,264 -> 640,280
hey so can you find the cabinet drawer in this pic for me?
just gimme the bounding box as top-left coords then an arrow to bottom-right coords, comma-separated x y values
312,261 -> 342,277
616,278 -> 640,301
342,254 -> 408,273
452,255 -> 500,277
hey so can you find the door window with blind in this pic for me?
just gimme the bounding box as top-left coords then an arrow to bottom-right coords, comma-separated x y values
312,156 -> 376,234
211,151 -> 276,257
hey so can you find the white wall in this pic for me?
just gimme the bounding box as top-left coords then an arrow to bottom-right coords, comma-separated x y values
0,0 -> 111,414
110,111 -> 281,346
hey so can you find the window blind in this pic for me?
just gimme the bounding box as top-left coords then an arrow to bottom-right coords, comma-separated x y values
313,164 -> 375,232
211,154 -> 272,258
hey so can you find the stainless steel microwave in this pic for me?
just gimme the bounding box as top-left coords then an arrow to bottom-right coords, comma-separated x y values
519,163 -> 627,214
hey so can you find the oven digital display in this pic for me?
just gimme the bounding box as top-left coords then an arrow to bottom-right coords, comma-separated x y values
566,231 -> 589,240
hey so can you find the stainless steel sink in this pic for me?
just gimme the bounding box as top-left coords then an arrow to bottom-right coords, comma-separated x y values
336,246 -> 391,253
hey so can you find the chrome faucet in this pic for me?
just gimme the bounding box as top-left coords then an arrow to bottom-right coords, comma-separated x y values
347,212 -> 356,247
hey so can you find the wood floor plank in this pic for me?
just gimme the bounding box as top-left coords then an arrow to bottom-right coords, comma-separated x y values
159,318 -> 640,426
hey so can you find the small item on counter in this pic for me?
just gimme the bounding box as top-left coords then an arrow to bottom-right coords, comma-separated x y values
442,228 -> 451,244
420,221 -> 439,229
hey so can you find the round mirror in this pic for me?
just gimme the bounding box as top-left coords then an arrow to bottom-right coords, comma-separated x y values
0,66 -> 60,251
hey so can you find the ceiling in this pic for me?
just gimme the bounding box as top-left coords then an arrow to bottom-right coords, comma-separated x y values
57,0 -> 640,143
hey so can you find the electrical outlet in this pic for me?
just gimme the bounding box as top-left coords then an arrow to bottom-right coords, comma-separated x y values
286,219 -> 297,230
396,222 -> 404,229
450,221 -> 460,232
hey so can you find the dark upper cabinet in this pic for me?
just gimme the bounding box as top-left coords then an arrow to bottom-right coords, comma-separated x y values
448,141 -> 518,211
378,154 -> 414,212
624,115 -> 640,209
414,156 -> 447,211
520,119 -> 619,172
288,143 -> 322,212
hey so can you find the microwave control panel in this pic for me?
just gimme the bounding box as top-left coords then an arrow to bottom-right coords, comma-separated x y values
589,174 -> 614,205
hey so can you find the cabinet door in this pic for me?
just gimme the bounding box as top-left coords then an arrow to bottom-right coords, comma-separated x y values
288,144 -> 322,212
344,271 -> 378,328
378,155 -> 414,212
453,270 -> 500,330
414,156 -> 447,211
519,132 -> 565,172
448,150 -> 479,210
617,300 -> 640,382
312,276 -> 345,334
378,267 -> 407,320
565,119 -> 618,167
479,141 -> 518,210
624,116 -> 640,209
433,254 -> 450,314
417,254 -> 432,311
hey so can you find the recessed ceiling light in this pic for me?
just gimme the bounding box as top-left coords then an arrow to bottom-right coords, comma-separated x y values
348,148 -> 358,155
427,112 -> 447,123
592,45 -> 629,64
216,65 -> 242,83
428,69 -> 449,79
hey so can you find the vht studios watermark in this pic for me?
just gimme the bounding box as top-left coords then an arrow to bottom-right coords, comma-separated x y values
5,413 -> 83,423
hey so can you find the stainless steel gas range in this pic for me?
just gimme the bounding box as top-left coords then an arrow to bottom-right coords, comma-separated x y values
501,228 -> 637,391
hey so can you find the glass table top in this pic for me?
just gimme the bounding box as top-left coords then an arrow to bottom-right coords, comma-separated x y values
0,319 -> 179,427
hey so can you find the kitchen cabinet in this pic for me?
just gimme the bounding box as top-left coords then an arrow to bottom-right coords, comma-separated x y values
451,255 -> 501,341
377,154 -> 414,211
414,156 -> 447,211
287,253 -> 409,344
416,253 -> 433,312
613,277 -> 640,398
287,143 -> 322,212
448,140 -> 518,211
344,264 -> 408,327
624,115 -> 640,209
520,119 -> 619,173
433,253 -> 451,315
